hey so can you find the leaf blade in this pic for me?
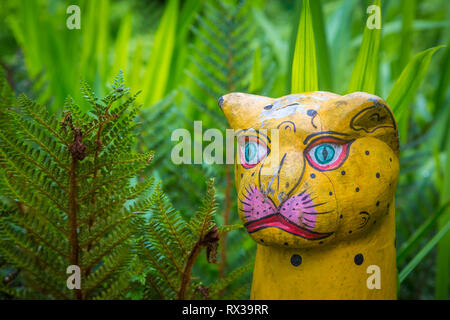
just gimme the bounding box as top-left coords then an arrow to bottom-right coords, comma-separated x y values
291,0 -> 318,93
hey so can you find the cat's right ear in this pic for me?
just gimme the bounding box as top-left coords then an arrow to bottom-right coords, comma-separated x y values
218,92 -> 274,129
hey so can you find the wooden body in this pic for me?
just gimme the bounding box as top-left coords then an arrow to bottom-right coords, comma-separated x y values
251,201 -> 397,299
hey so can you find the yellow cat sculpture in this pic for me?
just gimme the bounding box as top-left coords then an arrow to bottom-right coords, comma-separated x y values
219,91 -> 399,299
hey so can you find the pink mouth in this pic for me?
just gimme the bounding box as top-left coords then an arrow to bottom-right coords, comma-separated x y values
244,213 -> 333,240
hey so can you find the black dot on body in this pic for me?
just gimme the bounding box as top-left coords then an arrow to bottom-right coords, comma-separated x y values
260,239 -> 264,243
284,242 -> 288,246
354,253 -> 364,265
329,192 -> 333,196
349,230 -> 352,234
376,173 -> 380,178
376,201 -> 380,206
310,173 -> 316,179
355,187 -> 360,192
251,172 -> 255,177
291,254 -> 302,267
264,104 -> 273,110
340,214 -> 343,219
390,158 -> 392,162
240,173 -> 243,178
341,170 -> 346,175
365,151 -> 370,155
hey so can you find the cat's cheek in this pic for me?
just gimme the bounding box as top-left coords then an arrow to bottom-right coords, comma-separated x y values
300,168 -> 339,234
333,137 -> 399,239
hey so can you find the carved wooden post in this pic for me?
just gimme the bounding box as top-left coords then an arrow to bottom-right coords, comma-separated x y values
219,91 -> 399,299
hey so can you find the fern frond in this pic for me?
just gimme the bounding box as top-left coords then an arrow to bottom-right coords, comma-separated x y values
0,70 -> 156,299
208,263 -> 253,299
189,178 -> 217,240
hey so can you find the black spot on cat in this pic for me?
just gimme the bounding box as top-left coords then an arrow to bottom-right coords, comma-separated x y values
310,173 -> 316,179
349,230 -> 353,234
284,242 -> 289,246
354,253 -> 364,265
329,192 -> 333,196
340,214 -> 343,219
365,151 -> 370,155
319,241 -> 323,244
260,239 -> 264,243
389,158 -> 392,162
373,220 -> 377,225
240,173 -> 243,178
251,172 -> 255,177
264,104 -> 273,110
356,187 -> 360,192
291,254 -> 302,267
376,173 -> 380,178
376,201 -> 380,206
341,170 -> 346,175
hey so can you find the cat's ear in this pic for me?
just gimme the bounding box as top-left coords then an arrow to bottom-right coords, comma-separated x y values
218,93 -> 274,129
340,92 -> 399,154
349,96 -> 397,134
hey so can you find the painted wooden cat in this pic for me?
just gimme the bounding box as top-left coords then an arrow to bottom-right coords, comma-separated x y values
219,91 -> 399,299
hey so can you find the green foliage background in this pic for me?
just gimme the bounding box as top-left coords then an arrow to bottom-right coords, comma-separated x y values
0,0 -> 449,299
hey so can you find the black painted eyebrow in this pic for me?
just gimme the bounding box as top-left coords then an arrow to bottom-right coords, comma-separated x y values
303,131 -> 349,145
235,129 -> 271,143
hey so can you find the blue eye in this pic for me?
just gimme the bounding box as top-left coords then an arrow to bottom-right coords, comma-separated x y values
314,144 -> 335,164
245,142 -> 258,163
239,136 -> 269,169
306,139 -> 349,171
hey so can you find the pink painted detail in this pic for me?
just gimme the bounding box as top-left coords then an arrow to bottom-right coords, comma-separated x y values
241,186 -> 277,222
241,186 -> 318,229
279,193 -> 318,229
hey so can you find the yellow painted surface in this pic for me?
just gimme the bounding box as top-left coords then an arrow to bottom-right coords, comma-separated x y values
251,202 -> 397,299
219,91 -> 400,300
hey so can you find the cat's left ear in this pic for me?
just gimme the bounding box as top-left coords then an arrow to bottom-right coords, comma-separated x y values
343,92 -> 399,154
349,96 -> 397,134
218,93 -> 274,129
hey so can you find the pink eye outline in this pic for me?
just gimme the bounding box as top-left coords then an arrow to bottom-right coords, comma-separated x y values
304,137 -> 352,171
237,136 -> 270,169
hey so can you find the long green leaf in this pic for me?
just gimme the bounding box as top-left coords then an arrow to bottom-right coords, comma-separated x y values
395,0 -> 416,143
249,45 -> 262,94
436,126 -> 450,299
387,46 -> 444,118
399,220 -> 450,284
397,201 -> 450,264
291,0 -> 318,93
141,0 -> 178,106
310,0 -> 332,91
347,0 -> 381,94
328,0 -> 353,93
111,13 -> 132,79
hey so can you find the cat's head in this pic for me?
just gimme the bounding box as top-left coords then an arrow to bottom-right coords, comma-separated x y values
219,91 -> 399,248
